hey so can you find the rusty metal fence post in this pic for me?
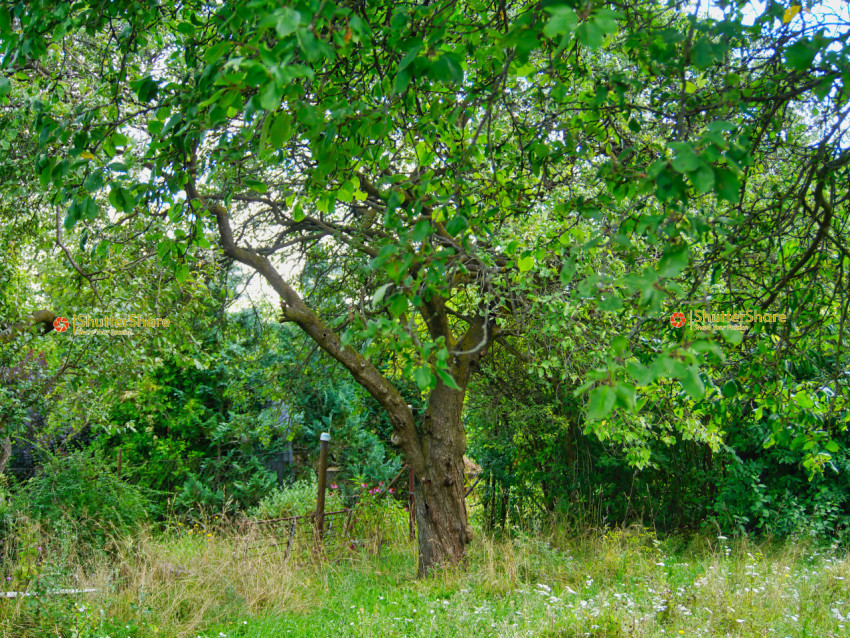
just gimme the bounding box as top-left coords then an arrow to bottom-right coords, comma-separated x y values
315,432 -> 330,540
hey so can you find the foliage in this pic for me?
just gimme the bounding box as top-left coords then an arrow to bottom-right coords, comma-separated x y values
96,305 -> 300,509
470,353 -> 850,540
3,0 -> 846,419
345,481 -> 409,555
14,448 -> 154,546
3,0 -> 850,574
249,475 -> 343,520
294,374 -> 404,487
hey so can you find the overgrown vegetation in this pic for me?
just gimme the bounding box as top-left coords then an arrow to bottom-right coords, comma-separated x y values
2,0 -> 850,633
3,514 -> 850,637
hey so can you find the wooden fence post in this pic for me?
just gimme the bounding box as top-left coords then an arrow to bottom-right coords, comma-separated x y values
316,432 -> 330,540
408,467 -> 415,540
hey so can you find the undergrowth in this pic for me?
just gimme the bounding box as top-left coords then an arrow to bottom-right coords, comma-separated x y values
1,515 -> 849,637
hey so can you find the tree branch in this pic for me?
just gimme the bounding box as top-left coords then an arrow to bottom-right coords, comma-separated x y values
186,176 -> 425,472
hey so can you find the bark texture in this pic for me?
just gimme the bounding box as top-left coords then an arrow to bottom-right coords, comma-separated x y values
0,436 -> 11,475
414,381 -> 474,574
0,309 -> 57,343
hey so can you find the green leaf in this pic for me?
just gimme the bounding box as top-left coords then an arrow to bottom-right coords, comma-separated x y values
268,113 -> 292,147
658,244 -> 689,277
413,366 -> 433,391
691,38 -> 714,68
825,440 -> 840,453
614,382 -> 636,410
445,214 -> 467,236
611,335 -> 629,356
397,44 -> 423,73
276,8 -> 301,37
109,186 -> 135,213
176,22 -> 196,37
543,6 -> 577,38
293,202 -> 305,222
429,54 -> 464,84
436,367 -> 461,390
587,385 -> 616,420
82,196 -> 98,221
393,70 -> 411,95
64,201 -> 80,230
576,21 -> 603,49
0,76 -> 10,98
388,292 -> 407,316
258,81 -> 282,111
372,282 -> 393,306
133,76 -> 159,102
720,328 -> 743,345
175,264 -> 189,284
244,178 -> 268,193
793,391 -> 814,409
721,379 -> 738,398
599,295 -> 623,311
689,164 -> 714,193
560,260 -> 576,284
680,366 -> 705,400
707,121 -> 735,133
593,10 -> 618,35
670,142 -> 702,173
157,240 -> 173,260
785,39 -> 816,71
714,168 -> 740,203
412,219 -> 432,243
83,171 -> 104,193
0,8 -> 10,35
652,354 -> 688,379
518,254 -> 534,272
627,361 -> 654,386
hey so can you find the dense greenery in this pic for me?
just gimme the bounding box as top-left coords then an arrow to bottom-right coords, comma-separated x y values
1,0 -> 849,596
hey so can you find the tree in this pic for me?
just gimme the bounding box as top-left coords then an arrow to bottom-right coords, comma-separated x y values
2,0 -> 849,574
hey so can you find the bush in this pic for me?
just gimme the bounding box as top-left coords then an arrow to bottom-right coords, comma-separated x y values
17,448 -> 155,545
171,455 -> 280,516
249,475 -> 343,520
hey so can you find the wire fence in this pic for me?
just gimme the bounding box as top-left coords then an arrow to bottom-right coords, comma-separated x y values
3,435 -> 419,556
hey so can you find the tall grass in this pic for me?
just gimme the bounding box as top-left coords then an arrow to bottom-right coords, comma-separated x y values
2,512 -> 850,637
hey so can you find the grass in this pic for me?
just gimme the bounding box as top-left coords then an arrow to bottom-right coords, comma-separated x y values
2,516 -> 850,637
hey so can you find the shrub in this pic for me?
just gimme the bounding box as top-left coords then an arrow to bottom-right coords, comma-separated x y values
249,475 -> 343,520
17,448 -> 155,545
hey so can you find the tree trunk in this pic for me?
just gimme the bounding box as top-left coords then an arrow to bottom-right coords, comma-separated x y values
414,381 -> 473,575
0,436 -> 11,475
207,194 -> 488,577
